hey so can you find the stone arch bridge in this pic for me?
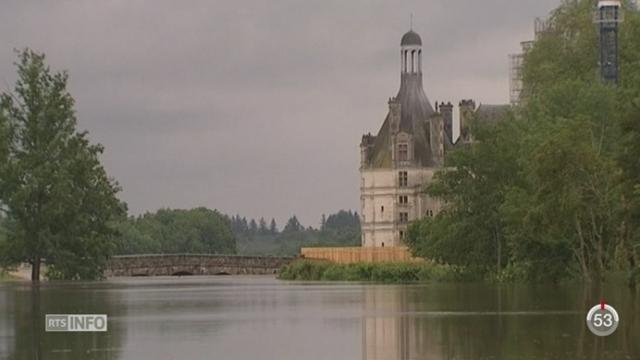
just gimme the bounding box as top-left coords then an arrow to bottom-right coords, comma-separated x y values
105,254 -> 294,277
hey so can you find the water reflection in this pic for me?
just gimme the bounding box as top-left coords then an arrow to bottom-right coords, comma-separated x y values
363,285 -> 439,359
0,278 -> 639,360
361,283 -> 640,360
0,282 -> 124,360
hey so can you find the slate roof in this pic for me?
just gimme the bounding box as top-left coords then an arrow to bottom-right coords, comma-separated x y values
475,104 -> 511,123
366,72 -> 436,168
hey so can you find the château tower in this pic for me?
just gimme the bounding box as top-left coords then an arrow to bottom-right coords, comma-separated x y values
359,29 -> 449,248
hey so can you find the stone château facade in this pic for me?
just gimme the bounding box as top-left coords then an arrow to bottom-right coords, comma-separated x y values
359,29 -> 509,248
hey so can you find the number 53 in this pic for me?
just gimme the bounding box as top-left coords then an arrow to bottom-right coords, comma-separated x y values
594,313 -> 613,327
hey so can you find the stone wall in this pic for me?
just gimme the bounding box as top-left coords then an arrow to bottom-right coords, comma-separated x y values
360,167 -> 440,247
105,254 -> 294,277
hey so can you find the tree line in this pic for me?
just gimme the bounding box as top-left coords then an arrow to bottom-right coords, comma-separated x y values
114,209 -> 360,257
0,49 -> 361,280
231,210 -> 361,256
114,208 -> 236,255
407,0 -> 640,282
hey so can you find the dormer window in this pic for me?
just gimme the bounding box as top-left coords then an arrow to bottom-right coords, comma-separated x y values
398,143 -> 409,161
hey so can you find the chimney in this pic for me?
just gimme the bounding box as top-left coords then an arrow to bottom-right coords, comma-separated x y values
389,97 -> 401,134
440,102 -> 454,144
430,113 -> 445,166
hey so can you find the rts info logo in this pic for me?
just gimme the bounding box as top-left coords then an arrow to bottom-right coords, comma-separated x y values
45,314 -> 108,332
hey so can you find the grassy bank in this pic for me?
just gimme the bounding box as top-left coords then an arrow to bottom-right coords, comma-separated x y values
278,259 -> 471,283
0,271 -> 20,281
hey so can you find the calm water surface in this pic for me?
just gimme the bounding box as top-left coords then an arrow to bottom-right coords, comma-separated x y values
0,276 -> 639,360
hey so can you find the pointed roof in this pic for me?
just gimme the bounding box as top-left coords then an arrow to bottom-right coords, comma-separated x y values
365,73 -> 436,167
362,29 -> 440,168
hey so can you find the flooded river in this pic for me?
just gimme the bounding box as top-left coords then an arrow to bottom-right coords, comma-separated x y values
0,276 -> 639,359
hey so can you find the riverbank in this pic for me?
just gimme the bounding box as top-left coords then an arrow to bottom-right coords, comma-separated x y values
278,259 -> 470,282
1,264 -> 37,281
0,271 -> 21,281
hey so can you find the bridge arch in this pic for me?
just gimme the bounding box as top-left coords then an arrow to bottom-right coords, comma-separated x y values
105,254 -> 294,278
171,270 -> 194,276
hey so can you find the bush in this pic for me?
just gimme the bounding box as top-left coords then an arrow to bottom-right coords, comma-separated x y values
279,259 -> 331,280
279,259 -> 466,283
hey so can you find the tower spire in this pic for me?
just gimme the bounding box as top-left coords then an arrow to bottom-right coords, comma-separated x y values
410,13 -> 413,30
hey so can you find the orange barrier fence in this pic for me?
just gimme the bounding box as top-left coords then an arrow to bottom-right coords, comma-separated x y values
299,246 -> 422,264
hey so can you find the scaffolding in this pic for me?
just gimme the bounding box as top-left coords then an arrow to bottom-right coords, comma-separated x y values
509,41 -> 534,106
508,15 -> 550,106
594,0 -> 623,84
509,53 -> 523,106
534,17 -> 550,39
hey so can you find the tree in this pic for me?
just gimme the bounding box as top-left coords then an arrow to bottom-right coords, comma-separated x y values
406,115 -> 521,275
241,217 -> 249,233
249,219 -> 258,235
324,210 -> 360,231
115,208 -> 236,255
258,217 -> 268,235
0,50 -> 124,281
283,216 -> 302,233
269,218 -> 278,234
407,0 -> 640,282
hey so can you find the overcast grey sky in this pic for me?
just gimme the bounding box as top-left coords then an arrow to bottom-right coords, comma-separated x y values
0,0 -> 560,227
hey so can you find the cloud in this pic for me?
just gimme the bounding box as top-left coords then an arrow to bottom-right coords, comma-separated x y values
0,0 -> 561,226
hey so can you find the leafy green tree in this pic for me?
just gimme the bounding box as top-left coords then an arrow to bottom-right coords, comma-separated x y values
324,210 -> 360,231
115,207 -> 236,255
408,0 -> 640,282
406,115 -> 520,275
0,50 -> 124,281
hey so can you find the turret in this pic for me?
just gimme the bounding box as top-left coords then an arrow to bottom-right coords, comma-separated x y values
360,133 -> 376,167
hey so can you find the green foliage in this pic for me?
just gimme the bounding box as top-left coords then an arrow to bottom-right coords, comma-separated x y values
114,207 -> 236,255
278,259 -> 471,283
232,210 -> 361,256
0,49 -> 124,280
283,216 -> 302,233
408,1 -> 640,283
279,259 -> 332,280
406,116 -> 521,274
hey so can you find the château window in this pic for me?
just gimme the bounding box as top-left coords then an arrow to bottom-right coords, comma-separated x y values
398,143 -> 408,161
399,195 -> 408,205
399,231 -> 405,240
399,171 -> 408,187
399,212 -> 409,223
